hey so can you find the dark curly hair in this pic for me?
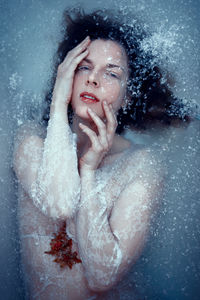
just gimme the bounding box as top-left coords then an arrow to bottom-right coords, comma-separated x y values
42,7 -> 190,133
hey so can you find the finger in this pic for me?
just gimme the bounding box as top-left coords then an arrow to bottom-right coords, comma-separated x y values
71,37 -> 90,58
87,108 -> 109,150
60,48 -> 89,76
103,101 -> 117,137
72,48 -> 89,68
58,37 -> 90,76
63,36 -> 90,64
75,36 -> 90,49
75,36 -> 91,53
79,123 -> 103,152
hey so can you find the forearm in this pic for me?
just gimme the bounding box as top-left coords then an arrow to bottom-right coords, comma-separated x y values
31,101 -> 80,219
76,169 -> 122,291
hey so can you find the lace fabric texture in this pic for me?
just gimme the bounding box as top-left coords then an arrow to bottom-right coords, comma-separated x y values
76,145 -> 164,291
13,117 -> 80,219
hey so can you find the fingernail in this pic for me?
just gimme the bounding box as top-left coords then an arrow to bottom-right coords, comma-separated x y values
103,100 -> 107,105
88,108 -> 92,112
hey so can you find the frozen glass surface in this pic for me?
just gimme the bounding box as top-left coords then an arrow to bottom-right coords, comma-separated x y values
0,0 -> 199,299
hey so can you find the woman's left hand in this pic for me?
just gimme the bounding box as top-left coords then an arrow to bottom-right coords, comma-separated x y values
79,101 -> 117,171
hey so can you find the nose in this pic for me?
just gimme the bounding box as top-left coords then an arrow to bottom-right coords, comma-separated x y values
86,71 -> 100,87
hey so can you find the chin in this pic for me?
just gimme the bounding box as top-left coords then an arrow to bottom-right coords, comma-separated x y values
74,105 -> 103,120
73,106 -> 91,120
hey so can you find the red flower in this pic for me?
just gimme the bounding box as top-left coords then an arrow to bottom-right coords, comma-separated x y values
45,221 -> 82,269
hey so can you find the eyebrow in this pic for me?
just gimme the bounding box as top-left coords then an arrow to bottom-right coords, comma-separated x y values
107,63 -> 125,72
82,58 -> 125,73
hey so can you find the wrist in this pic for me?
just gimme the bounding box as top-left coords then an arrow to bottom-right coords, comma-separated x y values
80,166 -> 95,178
50,100 -> 69,123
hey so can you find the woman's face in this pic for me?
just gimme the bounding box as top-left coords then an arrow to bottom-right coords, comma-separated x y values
71,39 -> 129,120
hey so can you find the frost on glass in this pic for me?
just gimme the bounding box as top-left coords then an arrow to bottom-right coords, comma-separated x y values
3,1 -> 199,300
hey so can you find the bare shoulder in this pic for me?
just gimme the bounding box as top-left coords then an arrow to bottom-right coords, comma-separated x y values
115,136 -> 165,193
100,133 -> 132,166
13,121 -> 46,171
128,143 -> 164,181
14,120 -> 46,141
102,132 -> 164,178
14,121 -> 46,151
114,133 -> 162,168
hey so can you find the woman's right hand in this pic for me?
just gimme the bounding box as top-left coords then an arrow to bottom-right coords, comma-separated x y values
51,36 -> 90,107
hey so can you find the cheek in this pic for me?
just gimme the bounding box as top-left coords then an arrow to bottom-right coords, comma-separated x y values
71,75 -> 84,100
103,81 -> 125,106
73,74 -> 82,90
102,80 -> 121,96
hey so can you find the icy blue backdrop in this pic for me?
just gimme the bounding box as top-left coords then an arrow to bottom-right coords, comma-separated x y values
0,0 -> 199,299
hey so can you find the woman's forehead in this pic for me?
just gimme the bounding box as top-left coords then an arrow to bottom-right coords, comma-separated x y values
87,39 -> 128,69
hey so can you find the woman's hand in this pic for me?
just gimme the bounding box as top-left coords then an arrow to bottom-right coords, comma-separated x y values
79,101 -> 118,171
51,36 -> 90,107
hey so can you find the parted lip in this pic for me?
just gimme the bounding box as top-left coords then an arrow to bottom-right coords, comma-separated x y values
80,92 -> 100,102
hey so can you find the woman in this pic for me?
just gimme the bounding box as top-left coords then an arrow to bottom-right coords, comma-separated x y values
13,8 -> 189,300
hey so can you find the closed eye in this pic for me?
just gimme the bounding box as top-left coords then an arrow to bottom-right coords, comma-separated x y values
106,71 -> 120,79
77,65 -> 90,71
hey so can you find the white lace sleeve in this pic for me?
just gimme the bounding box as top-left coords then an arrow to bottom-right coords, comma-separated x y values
13,116 -> 80,219
76,170 -> 122,292
76,147 -> 164,292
